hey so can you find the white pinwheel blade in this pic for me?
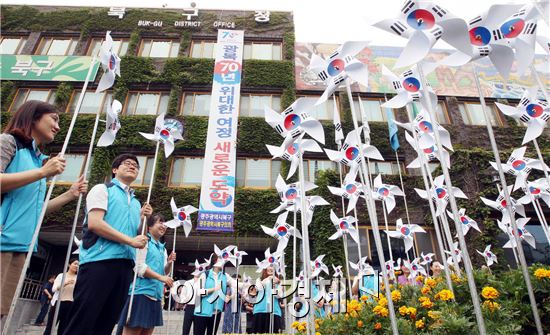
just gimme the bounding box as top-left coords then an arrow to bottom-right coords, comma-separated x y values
394,31 -> 434,69
164,220 -> 181,229
96,71 -> 115,94
494,102 -> 520,117
339,41 -> 369,58
381,93 -> 410,109
438,18 -> 473,58
346,62 -> 369,88
489,45 -> 515,79
287,158 -> 298,180
439,50 -> 470,67
301,119 -> 325,144
183,222 -> 192,237
523,122 -> 545,145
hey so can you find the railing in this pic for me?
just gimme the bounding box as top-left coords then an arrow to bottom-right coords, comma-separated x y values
20,278 -> 42,300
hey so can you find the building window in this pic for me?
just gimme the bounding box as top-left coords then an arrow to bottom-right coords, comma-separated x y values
9,89 -> 56,112
306,160 -> 337,182
407,162 -> 439,176
352,98 -> 389,122
243,42 -> 282,60
236,158 -> 281,188
56,154 -> 87,183
36,37 -> 78,56
410,101 -> 450,124
87,38 -> 129,57
134,156 -> 156,186
297,95 -> 335,120
67,91 -> 112,114
139,39 -> 179,58
0,36 -> 27,54
190,41 -> 216,59
458,102 -> 500,126
182,93 -> 211,116
240,94 -> 281,117
124,92 -> 170,115
169,157 -> 204,187
368,161 -> 402,175
190,41 -> 282,60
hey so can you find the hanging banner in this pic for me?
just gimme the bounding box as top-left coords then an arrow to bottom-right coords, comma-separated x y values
197,29 -> 244,232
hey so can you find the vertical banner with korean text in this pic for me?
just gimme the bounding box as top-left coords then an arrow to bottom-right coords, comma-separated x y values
197,29 -> 244,231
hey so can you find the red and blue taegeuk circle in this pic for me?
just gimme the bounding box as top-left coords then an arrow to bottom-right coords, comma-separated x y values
529,186 -> 541,195
268,256 -> 276,263
109,54 -> 117,71
222,252 -> 230,259
339,220 -> 349,230
277,226 -> 288,237
178,210 -> 187,221
345,146 -> 360,160
160,128 -> 170,140
486,252 -> 492,258
526,104 -> 543,118
346,183 -> 357,194
517,228 -> 524,237
418,120 -> 433,133
287,143 -> 298,155
512,159 -> 526,171
327,59 -> 345,77
500,18 -> 525,38
460,216 -> 469,225
286,188 -> 298,200
469,26 -> 491,46
284,114 -> 301,131
435,187 -> 446,199
378,187 -> 390,197
400,226 -> 411,235
423,146 -> 435,154
403,77 -> 421,92
406,9 -> 436,30
500,200 -> 507,208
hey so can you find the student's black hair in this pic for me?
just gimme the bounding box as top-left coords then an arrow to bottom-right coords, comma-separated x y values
111,154 -> 140,178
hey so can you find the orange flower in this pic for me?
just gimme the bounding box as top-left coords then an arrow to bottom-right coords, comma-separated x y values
481,287 -> 499,300
421,286 -> 431,295
360,295 -> 368,302
425,277 -> 437,288
416,319 -> 425,329
374,322 -> 382,330
399,306 -> 408,316
357,320 -> 364,328
391,290 -> 401,302
435,289 -> 454,301
373,305 -> 389,317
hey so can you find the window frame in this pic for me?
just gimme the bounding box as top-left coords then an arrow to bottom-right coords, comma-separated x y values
181,92 -> 212,116
86,37 -> 130,57
458,101 -> 502,127
189,40 -> 217,59
65,90 -> 112,114
9,88 -> 56,112
138,38 -> 180,58
295,94 -> 336,121
168,156 -> 204,188
239,93 -> 282,117
241,158 -> 277,189
244,42 -> 283,60
0,36 -> 28,55
123,91 -> 170,115
35,36 -> 79,56
352,97 -> 394,123
54,153 -> 87,185
132,156 -> 155,187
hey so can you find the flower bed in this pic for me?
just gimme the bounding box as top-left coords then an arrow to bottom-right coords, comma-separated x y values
301,265 -> 550,335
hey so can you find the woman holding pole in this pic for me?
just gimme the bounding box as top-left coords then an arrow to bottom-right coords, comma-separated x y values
0,101 -> 88,319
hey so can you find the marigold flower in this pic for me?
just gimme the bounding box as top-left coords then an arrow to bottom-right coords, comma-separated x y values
391,290 -> 401,302
360,295 -> 368,301
378,297 -> 388,307
481,286 -> 499,300
373,305 -> 389,317
421,286 -> 431,295
407,307 -> 417,318
425,277 -> 437,288
483,300 -> 501,312
435,289 -> 454,301
416,319 -> 425,329
357,320 -> 364,328
374,322 -> 382,330
399,305 -> 408,316
534,268 -> 550,279
292,321 -> 300,329
416,275 -> 424,283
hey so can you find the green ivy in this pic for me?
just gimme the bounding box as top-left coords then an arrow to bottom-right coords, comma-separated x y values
1,81 -> 16,112
283,32 -> 295,61
54,82 -> 73,110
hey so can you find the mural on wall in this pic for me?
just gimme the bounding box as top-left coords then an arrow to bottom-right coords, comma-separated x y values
295,43 -> 549,99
